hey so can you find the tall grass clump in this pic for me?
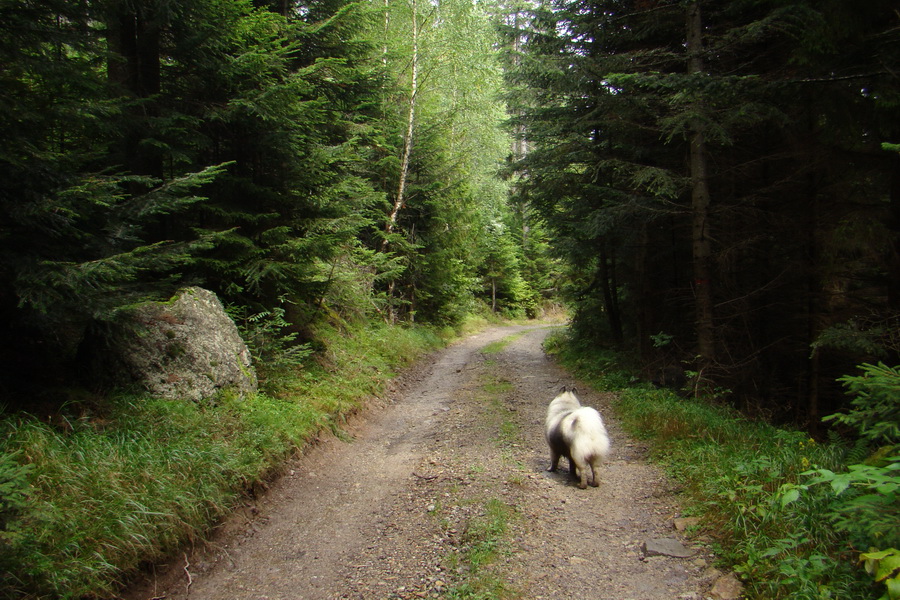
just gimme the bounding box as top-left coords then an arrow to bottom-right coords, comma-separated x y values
0,321 -> 445,599
546,330 -> 892,600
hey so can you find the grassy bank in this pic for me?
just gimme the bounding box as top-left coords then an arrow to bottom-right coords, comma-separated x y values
0,321 -> 453,600
544,331 -> 896,600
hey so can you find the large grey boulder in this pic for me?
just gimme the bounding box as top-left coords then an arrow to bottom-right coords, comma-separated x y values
80,287 -> 257,400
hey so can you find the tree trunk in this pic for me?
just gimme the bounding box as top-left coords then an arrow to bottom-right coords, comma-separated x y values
107,1 -> 163,181
686,1 -> 716,366
888,140 -> 900,311
511,10 -> 528,162
599,243 -> 624,347
382,0 -> 418,253
382,0 -> 391,66
492,278 -> 497,313
799,86 -> 826,432
805,174 -> 822,433
635,222 -> 654,363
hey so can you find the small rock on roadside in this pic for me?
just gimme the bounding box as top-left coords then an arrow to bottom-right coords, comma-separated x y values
674,516 -> 701,532
642,538 -> 695,558
710,572 -> 743,600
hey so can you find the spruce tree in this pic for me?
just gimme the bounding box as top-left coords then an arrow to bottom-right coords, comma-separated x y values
511,0 -> 900,420
0,1 -> 230,395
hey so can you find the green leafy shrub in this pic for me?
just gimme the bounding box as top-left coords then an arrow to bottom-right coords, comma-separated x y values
232,304 -> 314,377
795,461 -> 899,547
780,363 -> 900,600
860,549 -> 900,600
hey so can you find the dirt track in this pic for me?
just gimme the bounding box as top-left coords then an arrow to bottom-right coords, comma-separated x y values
124,325 -> 720,600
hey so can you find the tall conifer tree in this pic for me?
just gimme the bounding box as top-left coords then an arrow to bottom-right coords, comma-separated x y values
511,0 -> 900,418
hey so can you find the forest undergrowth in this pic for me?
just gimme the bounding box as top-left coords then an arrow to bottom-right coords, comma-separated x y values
0,316 -> 506,600
544,331 -> 899,600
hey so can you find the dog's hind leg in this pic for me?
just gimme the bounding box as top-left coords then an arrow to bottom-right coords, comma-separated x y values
547,449 -> 561,472
588,458 -> 601,487
572,457 -> 589,489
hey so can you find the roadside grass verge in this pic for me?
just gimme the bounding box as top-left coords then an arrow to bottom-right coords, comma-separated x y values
544,330 -> 886,600
0,322 -> 445,600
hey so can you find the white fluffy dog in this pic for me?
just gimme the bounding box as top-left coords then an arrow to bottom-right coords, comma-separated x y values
545,386 -> 610,489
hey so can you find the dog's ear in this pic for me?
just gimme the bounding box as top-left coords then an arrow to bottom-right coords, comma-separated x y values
560,385 -> 568,393
571,387 -> 577,395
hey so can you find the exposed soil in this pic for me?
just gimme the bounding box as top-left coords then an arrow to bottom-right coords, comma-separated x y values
123,325 -> 722,600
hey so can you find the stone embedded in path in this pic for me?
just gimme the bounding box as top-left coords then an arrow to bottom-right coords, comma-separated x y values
710,572 -> 744,600
642,538 -> 695,558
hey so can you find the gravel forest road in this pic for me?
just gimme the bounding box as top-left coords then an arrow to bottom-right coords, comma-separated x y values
125,325 -> 723,600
